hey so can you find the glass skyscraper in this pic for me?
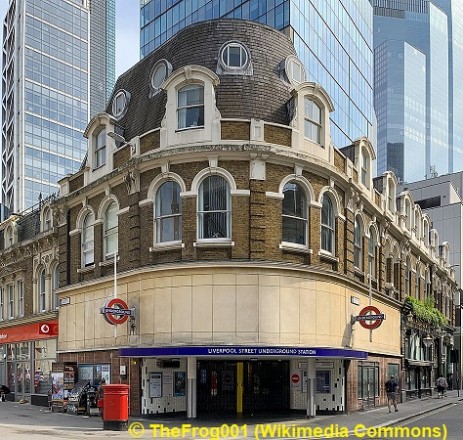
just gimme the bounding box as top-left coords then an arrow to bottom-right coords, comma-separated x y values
140,0 -> 375,152
1,0 -> 115,212
372,0 -> 463,183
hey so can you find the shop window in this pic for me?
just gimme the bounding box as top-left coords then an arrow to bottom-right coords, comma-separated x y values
282,181 -> 307,245
104,201 -> 118,258
77,364 -> 111,387
198,175 -> 230,240
155,180 -> 182,243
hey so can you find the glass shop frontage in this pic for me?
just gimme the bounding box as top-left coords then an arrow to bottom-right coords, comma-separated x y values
0,320 -> 58,406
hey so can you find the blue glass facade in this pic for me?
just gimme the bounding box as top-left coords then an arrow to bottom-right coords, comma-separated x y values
2,0 -> 115,211
372,0 -> 459,182
140,0 -> 375,151
374,40 -> 426,182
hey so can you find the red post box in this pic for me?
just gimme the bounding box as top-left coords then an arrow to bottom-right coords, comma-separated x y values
102,384 -> 130,430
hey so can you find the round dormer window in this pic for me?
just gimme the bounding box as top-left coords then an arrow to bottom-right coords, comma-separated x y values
284,55 -> 306,86
112,90 -> 130,119
221,42 -> 248,69
150,59 -> 172,95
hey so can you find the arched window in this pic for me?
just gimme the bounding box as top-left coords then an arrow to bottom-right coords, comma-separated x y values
82,212 -> 95,267
415,265 -> 420,299
5,226 -> 13,248
368,226 -> 376,278
155,181 -> 182,243
52,265 -> 59,310
423,220 -> 430,246
321,194 -> 335,253
104,201 -> 118,258
354,216 -> 362,269
94,128 -> 106,168
178,84 -> 204,129
282,182 -> 307,245
198,175 -> 230,239
405,199 -> 411,230
39,269 -> 46,312
304,98 -> 322,144
43,207 -> 52,231
388,179 -> 395,212
405,257 -> 412,296
414,210 -> 420,239
361,148 -> 369,188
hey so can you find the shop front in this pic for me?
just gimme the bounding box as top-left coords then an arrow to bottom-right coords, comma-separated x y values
120,345 -> 367,418
0,320 -> 58,405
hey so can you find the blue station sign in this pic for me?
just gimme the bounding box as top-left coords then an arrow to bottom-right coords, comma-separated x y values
119,345 -> 367,359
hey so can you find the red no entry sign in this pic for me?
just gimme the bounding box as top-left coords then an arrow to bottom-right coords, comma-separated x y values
100,298 -> 132,325
356,305 -> 385,330
291,373 -> 300,384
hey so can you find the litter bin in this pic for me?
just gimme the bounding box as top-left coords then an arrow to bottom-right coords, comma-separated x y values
101,384 -> 130,430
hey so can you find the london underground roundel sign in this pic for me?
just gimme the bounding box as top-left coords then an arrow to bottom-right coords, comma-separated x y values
100,298 -> 132,325
357,305 -> 385,330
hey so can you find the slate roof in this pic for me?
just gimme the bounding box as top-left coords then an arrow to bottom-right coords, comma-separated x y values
105,19 -> 298,141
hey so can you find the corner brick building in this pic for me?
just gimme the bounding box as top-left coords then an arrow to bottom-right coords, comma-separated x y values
1,19 -> 456,415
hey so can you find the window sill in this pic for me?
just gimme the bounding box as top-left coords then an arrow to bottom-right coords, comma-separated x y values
92,164 -> 106,171
77,264 -> 95,274
194,240 -> 234,248
99,256 -> 120,267
318,251 -> 339,263
279,242 -> 313,254
150,242 -> 184,252
176,126 -> 204,132
354,268 -> 364,277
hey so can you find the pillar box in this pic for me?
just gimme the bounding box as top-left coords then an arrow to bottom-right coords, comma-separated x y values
101,384 -> 130,430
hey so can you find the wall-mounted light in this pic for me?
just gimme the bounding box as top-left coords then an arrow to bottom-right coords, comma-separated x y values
423,335 -> 434,348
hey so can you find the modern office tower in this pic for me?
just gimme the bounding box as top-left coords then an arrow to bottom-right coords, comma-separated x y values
139,0 -> 375,152
1,0 -> 115,212
372,0 -> 462,183
374,40 -> 426,182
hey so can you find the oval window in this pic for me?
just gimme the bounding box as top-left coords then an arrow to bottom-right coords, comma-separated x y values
112,90 -> 129,118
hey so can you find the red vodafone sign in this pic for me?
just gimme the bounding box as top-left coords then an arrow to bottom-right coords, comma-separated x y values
38,322 -> 59,335
291,373 -> 300,384
355,305 -> 385,330
100,298 -> 132,325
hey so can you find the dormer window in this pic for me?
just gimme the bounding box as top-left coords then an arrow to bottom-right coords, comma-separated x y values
218,41 -> 252,75
178,84 -> 204,129
4,225 -> 14,248
283,55 -> 306,86
42,206 -> 52,232
304,98 -> 322,144
94,128 -> 106,168
112,89 -> 130,119
150,59 -> 172,95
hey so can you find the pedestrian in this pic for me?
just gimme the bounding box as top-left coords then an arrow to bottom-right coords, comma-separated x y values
97,378 -> 106,417
385,375 -> 398,413
436,375 -> 448,398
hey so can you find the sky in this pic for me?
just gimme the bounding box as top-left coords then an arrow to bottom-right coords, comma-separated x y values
0,0 -> 140,78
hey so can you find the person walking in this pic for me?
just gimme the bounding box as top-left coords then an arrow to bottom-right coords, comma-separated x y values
385,375 -> 398,413
436,375 -> 448,398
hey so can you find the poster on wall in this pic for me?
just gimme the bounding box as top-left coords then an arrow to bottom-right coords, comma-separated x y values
174,372 -> 186,396
149,372 -> 162,398
51,371 -> 64,400
95,364 -> 111,384
163,371 -> 173,397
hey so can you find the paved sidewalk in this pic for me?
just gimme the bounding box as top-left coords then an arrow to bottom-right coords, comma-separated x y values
0,390 -> 461,439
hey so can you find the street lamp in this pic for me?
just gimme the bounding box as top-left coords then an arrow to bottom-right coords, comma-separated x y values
107,131 -> 126,144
